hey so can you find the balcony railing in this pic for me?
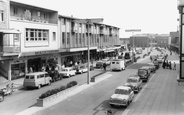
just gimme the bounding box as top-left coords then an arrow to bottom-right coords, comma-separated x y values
3,45 -> 20,53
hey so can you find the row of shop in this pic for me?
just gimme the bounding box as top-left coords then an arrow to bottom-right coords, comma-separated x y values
0,47 -> 119,81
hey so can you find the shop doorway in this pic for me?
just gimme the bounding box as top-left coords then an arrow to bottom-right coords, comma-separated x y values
28,58 -> 41,72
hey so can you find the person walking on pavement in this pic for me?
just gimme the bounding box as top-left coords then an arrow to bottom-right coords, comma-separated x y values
162,60 -> 166,69
173,62 -> 176,70
103,62 -> 107,71
169,61 -> 172,70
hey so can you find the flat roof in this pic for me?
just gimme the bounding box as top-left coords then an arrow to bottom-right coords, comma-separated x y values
10,0 -> 58,12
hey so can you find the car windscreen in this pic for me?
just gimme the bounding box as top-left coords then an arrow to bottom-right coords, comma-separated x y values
25,75 -> 34,79
61,69 -> 68,71
115,89 -> 128,95
138,69 -> 147,75
127,78 -> 137,83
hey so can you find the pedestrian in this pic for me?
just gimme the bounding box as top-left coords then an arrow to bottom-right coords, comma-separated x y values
169,61 -> 172,70
29,66 -> 33,73
173,62 -> 176,70
45,64 -> 50,72
150,56 -> 152,62
103,62 -> 107,71
162,60 -> 166,69
166,60 -> 169,69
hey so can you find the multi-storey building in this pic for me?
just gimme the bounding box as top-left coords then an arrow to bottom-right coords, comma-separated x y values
170,31 -> 180,53
0,0 -> 120,81
130,34 -> 170,49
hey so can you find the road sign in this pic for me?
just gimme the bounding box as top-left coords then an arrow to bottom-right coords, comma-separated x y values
74,18 -> 104,24
125,29 -> 141,32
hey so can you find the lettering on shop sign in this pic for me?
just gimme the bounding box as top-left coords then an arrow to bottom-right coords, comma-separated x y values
35,50 -> 59,55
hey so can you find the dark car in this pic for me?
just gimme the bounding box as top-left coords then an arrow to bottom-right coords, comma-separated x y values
96,61 -> 103,68
137,66 -> 151,82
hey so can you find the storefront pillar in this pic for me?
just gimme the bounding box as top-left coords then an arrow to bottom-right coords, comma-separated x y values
25,61 -> 28,74
57,56 -> 61,65
8,61 -> 11,81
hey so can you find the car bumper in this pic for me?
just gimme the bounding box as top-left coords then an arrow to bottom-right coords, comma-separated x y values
109,102 -> 128,106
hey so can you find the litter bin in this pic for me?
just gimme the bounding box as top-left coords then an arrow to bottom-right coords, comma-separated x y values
91,77 -> 95,82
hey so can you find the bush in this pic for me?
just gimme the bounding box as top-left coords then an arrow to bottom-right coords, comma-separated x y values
39,81 -> 78,99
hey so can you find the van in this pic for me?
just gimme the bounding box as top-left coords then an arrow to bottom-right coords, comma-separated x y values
110,59 -> 126,71
137,66 -> 151,82
23,72 -> 52,89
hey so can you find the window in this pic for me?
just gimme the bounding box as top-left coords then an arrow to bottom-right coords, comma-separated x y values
43,13 -> 47,19
62,19 -> 66,25
79,33 -> 81,43
67,32 -> 70,44
76,34 -> 78,44
13,7 -> 18,15
14,34 -> 19,41
26,29 -> 48,41
53,32 -> 56,41
0,10 -> 4,22
62,32 -> 65,44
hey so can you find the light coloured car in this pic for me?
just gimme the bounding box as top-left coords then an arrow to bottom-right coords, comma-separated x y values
23,72 -> 52,89
75,65 -> 88,74
147,63 -> 156,73
109,86 -> 134,107
58,67 -> 76,78
157,57 -> 164,63
124,77 -> 143,93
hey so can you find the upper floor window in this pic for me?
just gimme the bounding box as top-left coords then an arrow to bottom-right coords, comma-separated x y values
43,13 -> 47,19
24,9 -> 32,20
13,7 -> 18,15
62,32 -> 65,44
26,29 -> 48,41
53,32 -> 56,41
62,19 -> 66,25
37,12 -> 41,19
67,32 -> 70,44
0,10 -> 4,22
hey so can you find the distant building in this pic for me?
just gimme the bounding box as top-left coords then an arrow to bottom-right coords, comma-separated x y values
130,34 -> 170,48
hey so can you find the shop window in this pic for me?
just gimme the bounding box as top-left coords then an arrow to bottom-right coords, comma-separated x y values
11,63 -> 25,80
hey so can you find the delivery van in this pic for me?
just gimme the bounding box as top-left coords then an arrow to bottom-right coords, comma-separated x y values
110,59 -> 126,71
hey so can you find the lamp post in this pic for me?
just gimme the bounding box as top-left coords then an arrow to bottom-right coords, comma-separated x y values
74,18 -> 103,84
125,29 -> 141,62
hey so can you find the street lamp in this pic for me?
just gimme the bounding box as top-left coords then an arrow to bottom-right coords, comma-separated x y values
74,18 -> 104,84
125,29 -> 141,62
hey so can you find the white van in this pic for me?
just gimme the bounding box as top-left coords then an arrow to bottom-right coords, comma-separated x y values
23,72 -> 52,89
110,59 -> 126,71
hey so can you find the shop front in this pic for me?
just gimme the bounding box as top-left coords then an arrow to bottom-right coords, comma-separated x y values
11,62 -> 26,80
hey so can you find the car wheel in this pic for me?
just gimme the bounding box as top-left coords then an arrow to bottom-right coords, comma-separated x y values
37,85 -> 41,89
126,101 -> 130,107
0,95 -> 4,102
110,104 -> 114,107
48,81 -> 51,86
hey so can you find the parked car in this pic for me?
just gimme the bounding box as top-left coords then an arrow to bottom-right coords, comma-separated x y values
109,86 -> 134,107
157,56 -> 164,63
58,67 -> 76,78
137,66 -> 151,82
129,74 -> 140,78
89,64 -> 95,71
153,59 -> 160,69
96,61 -> 103,68
147,63 -> 156,73
23,72 -> 52,89
124,77 -> 142,93
75,65 -> 88,74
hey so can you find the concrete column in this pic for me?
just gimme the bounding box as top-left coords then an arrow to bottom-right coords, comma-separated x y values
57,55 -> 61,65
8,61 -> 11,81
25,60 -> 28,74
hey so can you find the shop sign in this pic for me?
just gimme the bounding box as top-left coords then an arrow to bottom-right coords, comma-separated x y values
35,50 -> 59,55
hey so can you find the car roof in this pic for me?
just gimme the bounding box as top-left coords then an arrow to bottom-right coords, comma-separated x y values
116,86 -> 131,90
26,72 -> 47,75
128,76 -> 139,80
129,75 -> 139,77
139,66 -> 150,69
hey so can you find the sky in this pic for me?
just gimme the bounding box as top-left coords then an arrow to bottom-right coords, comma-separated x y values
13,0 -> 179,38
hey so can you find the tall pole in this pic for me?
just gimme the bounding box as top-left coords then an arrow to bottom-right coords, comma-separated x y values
87,20 -> 90,84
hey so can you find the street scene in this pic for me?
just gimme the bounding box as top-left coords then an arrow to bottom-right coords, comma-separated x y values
0,0 -> 183,115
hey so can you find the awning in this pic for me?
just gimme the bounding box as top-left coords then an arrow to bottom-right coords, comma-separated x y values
0,29 -> 21,34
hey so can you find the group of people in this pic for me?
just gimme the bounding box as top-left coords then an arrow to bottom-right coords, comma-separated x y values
162,60 -> 176,70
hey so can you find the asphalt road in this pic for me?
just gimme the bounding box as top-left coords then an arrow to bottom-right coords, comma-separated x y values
34,53 -> 157,115
0,48 -> 153,115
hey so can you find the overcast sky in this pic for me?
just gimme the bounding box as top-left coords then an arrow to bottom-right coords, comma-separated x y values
13,0 -> 179,38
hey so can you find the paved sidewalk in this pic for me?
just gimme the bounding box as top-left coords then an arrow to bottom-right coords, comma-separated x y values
122,54 -> 183,115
